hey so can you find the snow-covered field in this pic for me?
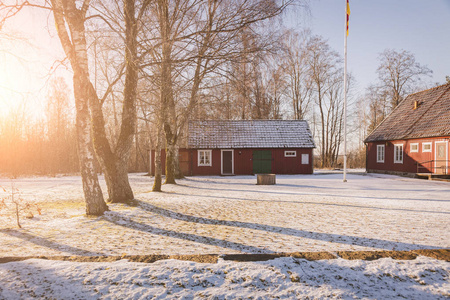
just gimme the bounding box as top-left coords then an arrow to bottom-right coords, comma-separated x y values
1,172 -> 449,299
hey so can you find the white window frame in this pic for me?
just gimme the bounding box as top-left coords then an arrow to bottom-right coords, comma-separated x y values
394,144 -> 403,164
410,143 -> 419,153
301,154 -> 309,165
284,151 -> 297,157
198,150 -> 212,166
376,145 -> 385,163
422,142 -> 432,153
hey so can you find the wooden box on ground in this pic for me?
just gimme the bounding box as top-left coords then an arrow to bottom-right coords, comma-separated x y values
257,174 -> 276,185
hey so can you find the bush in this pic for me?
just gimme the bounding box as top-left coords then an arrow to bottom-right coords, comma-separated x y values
0,184 -> 41,228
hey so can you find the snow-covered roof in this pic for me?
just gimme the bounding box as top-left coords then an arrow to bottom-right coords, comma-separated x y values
365,83 -> 450,142
188,120 -> 315,149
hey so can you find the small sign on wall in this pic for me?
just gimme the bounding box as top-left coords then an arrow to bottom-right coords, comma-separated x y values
302,154 -> 309,165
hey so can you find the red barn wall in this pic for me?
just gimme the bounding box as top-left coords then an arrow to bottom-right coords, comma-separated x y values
190,149 -> 222,176
270,148 -> 313,174
234,149 -> 253,175
366,137 -> 450,174
151,148 -> 314,176
190,148 -> 313,175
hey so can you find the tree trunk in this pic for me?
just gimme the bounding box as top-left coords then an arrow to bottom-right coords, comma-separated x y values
50,0 -> 108,216
88,81 -> 135,204
159,0 -> 177,185
164,132 -> 177,184
103,156 -> 134,203
152,127 -> 162,192
153,151 -> 162,191
87,0 -> 138,204
174,144 -> 184,179
74,76 -> 108,215
318,89 -> 326,168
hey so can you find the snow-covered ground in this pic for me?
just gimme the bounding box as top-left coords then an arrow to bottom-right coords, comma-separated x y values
1,172 -> 449,299
1,256 -> 449,299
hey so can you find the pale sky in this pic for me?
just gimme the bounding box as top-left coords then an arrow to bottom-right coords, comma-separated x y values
1,1 -> 449,117
305,0 -> 450,94
0,7 -> 65,117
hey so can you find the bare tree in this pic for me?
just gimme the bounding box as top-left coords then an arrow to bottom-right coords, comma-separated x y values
0,99 -> 30,176
140,0 -> 296,184
45,77 -> 74,174
87,0 -> 152,203
365,84 -> 389,133
306,35 -> 346,168
265,62 -> 285,119
49,0 -> 108,215
0,77 -> 79,176
323,73 -> 346,167
281,29 -> 312,120
377,49 -> 432,109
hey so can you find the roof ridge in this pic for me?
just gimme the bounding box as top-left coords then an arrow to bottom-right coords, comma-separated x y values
407,83 -> 450,97
403,84 -> 450,138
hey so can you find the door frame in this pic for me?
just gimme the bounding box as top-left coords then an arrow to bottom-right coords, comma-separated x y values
434,141 -> 448,174
221,149 -> 234,175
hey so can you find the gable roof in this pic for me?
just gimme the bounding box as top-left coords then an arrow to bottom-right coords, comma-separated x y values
364,83 -> 450,143
188,120 -> 315,149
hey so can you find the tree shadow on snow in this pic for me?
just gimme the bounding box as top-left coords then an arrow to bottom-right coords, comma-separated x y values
181,175 -> 449,197
0,229 -> 105,256
171,191 -> 449,215
135,201 -> 441,251
103,210 -> 274,254
181,184 -> 450,204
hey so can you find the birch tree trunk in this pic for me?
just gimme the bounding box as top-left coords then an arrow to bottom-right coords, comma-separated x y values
50,0 -> 108,215
74,77 -> 108,215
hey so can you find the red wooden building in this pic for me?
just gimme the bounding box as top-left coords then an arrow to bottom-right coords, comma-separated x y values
151,120 -> 315,176
364,83 -> 450,176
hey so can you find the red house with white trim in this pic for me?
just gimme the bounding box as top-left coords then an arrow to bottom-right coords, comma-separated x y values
364,83 -> 450,176
152,120 -> 315,176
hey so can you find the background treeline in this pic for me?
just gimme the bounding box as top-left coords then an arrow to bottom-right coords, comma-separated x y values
0,0 -> 439,178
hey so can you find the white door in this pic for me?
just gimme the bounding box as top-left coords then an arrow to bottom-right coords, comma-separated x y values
435,141 -> 448,174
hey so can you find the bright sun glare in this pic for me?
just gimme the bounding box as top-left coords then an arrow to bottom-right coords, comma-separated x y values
0,10 -> 69,119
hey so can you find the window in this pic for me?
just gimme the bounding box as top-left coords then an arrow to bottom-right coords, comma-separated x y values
198,150 -> 212,166
394,144 -> 403,164
284,151 -> 297,157
423,142 -> 432,152
410,143 -> 418,153
377,145 -> 385,163
301,154 -> 309,165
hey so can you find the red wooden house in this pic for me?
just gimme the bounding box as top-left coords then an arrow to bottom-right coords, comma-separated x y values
152,120 -> 315,176
364,83 -> 450,176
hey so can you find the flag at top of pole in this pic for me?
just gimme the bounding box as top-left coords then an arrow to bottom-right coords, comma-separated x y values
346,0 -> 351,36
343,0 -> 350,182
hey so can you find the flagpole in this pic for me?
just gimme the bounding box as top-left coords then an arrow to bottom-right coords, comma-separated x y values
343,0 -> 349,182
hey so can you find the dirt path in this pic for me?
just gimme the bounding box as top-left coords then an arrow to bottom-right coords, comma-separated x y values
1,249 -> 448,264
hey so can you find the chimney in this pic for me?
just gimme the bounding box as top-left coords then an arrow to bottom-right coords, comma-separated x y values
413,100 -> 419,110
